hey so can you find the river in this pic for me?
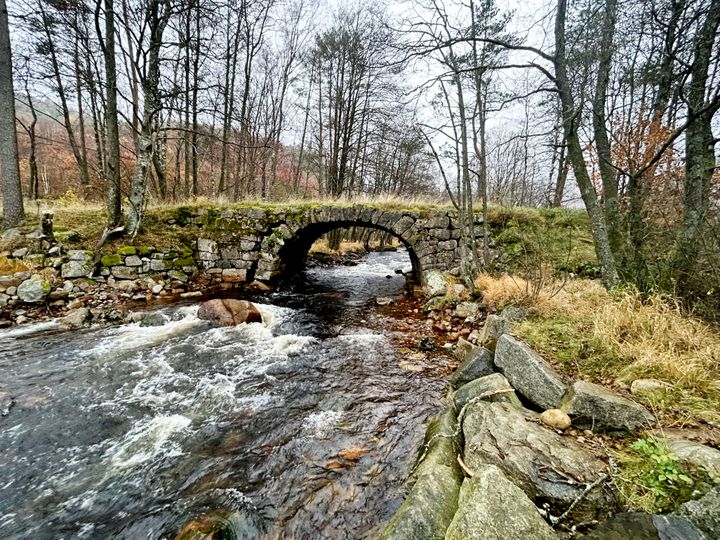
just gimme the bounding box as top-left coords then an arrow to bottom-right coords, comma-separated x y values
0,249 -> 451,539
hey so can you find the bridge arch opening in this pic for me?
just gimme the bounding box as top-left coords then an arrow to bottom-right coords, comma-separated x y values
275,221 -> 423,284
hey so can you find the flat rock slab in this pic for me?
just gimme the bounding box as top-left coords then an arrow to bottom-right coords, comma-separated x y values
450,345 -> 495,387
559,380 -> 655,432
665,439 -> 720,478
463,401 -> 617,524
494,335 -> 567,410
584,512 -> 710,539
445,464 -> 557,540
452,373 -> 521,410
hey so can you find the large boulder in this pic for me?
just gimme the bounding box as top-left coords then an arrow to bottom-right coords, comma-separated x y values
445,464 -> 557,540
381,410 -> 462,540
462,401 -> 617,524
678,486 -> 720,538
452,373 -> 521,410
494,335 -> 567,410
450,345 -> 495,387
197,299 -> 262,326
584,512 -> 710,539
17,275 -> 51,304
559,380 -> 655,433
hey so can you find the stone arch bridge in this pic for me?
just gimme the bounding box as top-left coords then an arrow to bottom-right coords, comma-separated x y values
193,204 -> 484,284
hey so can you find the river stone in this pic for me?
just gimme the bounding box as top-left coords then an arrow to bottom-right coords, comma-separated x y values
494,335 -> 567,410
559,380 -> 655,432
454,301 -> 479,319
584,512 -> 710,539
0,293 -> 9,308
445,464 -> 557,540
462,401 -> 617,524
450,346 -> 495,387
664,439 -> 720,477
452,373 -> 521,410
540,409 -> 572,430
198,299 -> 263,326
678,486 -> 720,537
478,314 -> 512,348
381,410 -> 462,540
17,276 -> 51,304
424,270 -> 451,298
0,391 -> 13,416
630,378 -> 673,395
61,307 -> 90,329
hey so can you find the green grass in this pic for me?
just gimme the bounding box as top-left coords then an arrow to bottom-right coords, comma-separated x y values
612,436 -> 716,513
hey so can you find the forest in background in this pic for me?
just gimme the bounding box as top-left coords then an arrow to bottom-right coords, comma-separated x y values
1,0 -> 719,315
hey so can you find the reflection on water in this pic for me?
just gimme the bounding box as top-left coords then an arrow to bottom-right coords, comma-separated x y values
0,249 -> 449,539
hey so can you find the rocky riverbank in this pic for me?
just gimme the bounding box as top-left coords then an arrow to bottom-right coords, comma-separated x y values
378,299 -> 720,539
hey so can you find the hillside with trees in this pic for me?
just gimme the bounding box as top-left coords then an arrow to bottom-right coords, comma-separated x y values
1,0 -> 718,314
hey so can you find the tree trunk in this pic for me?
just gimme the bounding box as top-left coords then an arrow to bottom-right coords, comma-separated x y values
103,0 -> 123,227
555,0 -> 620,289
672,0 -> 720,289
592,0 -> 622,262
0,0 -> 24,227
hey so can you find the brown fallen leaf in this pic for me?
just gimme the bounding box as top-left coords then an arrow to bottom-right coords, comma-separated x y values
338,445 -> 369,461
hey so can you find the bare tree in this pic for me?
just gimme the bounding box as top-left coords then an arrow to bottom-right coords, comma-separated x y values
0,0 -> 24,227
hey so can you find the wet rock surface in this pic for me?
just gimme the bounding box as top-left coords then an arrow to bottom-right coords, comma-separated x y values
197,298 -> 263,326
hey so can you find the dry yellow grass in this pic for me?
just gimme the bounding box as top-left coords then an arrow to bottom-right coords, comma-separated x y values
479,274 -> 720,424
0,256 -> 31,274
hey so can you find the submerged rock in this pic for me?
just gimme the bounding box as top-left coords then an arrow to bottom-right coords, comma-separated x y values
445,464 -> 557,540
559,380 -> 654,432
198,299 -> 263,326
463,401 -> 617,524
584,512 -> 710,539
176,510 -> 260,540
0,391 -> 14,417
494,335 -> 567,410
